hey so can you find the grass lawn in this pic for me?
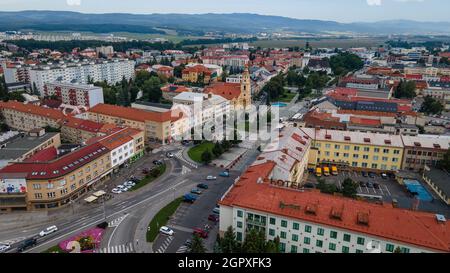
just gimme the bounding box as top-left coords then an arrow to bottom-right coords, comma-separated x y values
188,142 -> 215,163
146,197 -> 183,242
43,245 -> 64,253
274,92 -> 297,103
130,164 -> 166,191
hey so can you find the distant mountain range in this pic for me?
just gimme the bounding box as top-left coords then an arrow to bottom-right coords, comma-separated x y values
1,11 -> 450,36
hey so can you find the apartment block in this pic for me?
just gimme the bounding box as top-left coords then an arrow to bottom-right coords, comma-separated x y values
44,82 -> 104,108
401,135 -> 450,171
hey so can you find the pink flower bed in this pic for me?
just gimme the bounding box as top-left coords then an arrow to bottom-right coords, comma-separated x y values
59,227 -> 105,253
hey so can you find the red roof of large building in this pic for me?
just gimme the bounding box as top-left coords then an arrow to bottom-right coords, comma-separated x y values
161,84 -> 190,94
89,104 -> 173,123
24,147 -> 58,163
87,127 -> 141,150
182,65 -> 212,75
0,101 -> 65,121
337,109 -> 398,117
220,163 -> 450,252
204,82 -> 242,100
0,143 -> 108,180
349,116 -> 382,127
62,116 -> 105,133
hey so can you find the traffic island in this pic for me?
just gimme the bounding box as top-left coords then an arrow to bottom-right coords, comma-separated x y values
146,197 -> 183,243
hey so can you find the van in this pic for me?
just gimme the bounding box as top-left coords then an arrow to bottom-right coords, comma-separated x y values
315,167 -> 322,177
39,225 -> 58,237
323,167 -> 330,176
331,166 -> 338,176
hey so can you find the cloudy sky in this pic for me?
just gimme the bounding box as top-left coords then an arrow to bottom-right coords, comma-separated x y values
0,0 -> 448,23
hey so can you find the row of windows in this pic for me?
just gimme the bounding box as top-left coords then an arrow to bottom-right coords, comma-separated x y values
320,143 -> 400,155
321,151 -> 399,162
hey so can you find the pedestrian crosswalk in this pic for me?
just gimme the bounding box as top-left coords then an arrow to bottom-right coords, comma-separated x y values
176,245 -> 189,253
95,242 -> 134,253
108,214 -> 128,228
175,150 -> 198,169
155,236 -> 174,253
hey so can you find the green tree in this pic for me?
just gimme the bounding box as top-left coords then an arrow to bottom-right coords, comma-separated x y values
440,150 -> 450,172
142,77 -> 162,103
241,229 -> 267,253
32,82 -> 40,96
0,76 -> 7,101
212,141 -> 224,157
329,52 -> 364,76
201,150 -> 213,164
103,86 -> 117,105
394,80 -> 416,99
7,91 -> 25,102
341,178 -> 358,198
265,236 -> 280,253
394,246 -> 402,253
219,226 -> 241,253
173,64 -> 185,78
134,70 -> 152,88
317,178 -> 338,195
420,96 -> 444,115
190,234 -> 206,253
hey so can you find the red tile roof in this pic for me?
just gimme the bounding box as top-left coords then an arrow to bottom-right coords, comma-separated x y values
220,164 -> 450,252
89,104 -> 173,123
0,101 -> 65,121
86,127 -> 141,150
204,82 -> 242,100
182,65 -> 212,75
337,109 -> 398,117
161,84 -> 190,93
24,147 -> 58,163
0,143 -> 108,180
62,116 -> 104,133
349,117 -> 381,127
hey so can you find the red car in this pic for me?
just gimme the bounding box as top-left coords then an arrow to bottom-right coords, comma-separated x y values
193,228 -> 208,238
208,214 -> 219,222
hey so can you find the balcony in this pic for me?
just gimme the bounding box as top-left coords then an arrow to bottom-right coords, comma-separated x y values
245,218 -> 267,227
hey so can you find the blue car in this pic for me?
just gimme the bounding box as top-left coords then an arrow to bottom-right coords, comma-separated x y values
183,194 -> 197,203
191,188 -> 203,195
197,183 -> 208,189
219,171 -> 230,177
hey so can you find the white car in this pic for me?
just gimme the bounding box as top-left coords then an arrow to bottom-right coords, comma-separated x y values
206,175 -> 217,180
166,152 -> 174,158
159,226 -> 174,236
112,188 -> 122,194
39,225 -> 58,237
124,181 -> 135,187
0,244 -> 11,253
117,185 -> 126,190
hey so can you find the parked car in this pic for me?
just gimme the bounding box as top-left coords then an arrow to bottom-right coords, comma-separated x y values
197,183 -> 208,189
153,160 -> 163,165
368,172 -> 376,178
39,225 -> 58,237
184,239 -> 192,248
366,182 -> 374,189
159,226 -> 174,236
212,207 -> 220,214
304,183 -> 315,189
206,175 -> 217,180
181,140 -> 190,146
112,188 -> 122,194
219,171 -> 230,177
374,183 -> 380,189
142,168 -> 150,175
359,181 -> 366,187
208,214 -> 219,222
361,171 -> 368,177
130,177 -> 140,183
17,238 -> 37,252
117,185 -> 126,190
0,243 -> 11,253
381,173 -> 388,180
124,181 -> 136,187
183,194 -> 197,203
193,228 -> 208,239
166,152 -> 174,158
191,188 -> 203,195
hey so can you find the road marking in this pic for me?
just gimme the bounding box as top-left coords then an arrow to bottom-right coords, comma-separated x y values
96,243 -> 134,253
24,179 -> 190,253
181,166 -> 191,175
155,236 -> 174,253
384,185 -> 391,196
176,245 -> 189,253
0,236 -> 26,245
108,214 -> 128,228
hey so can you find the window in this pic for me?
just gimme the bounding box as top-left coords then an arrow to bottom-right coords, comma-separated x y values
236,232 -> 242,241
280,231 -> 286,239
33,184 -> 41,190
269,229 -> 275,236
305,225 -> 312,233
386,244 -> 394,252
292,234 -> 299,242
401,247 -> 410,253
335,145 -> 340,149
303,248 -> 310,253
373,156 -> 379,161
304,237 -> 311,245
374,148 -> 380,153
317,228 -> 324,236
342,246 -> 350,253
34,193 -> 42,199
363,155 -> 369,160
281,220 -> 287,228
47,192 -> 56,198
356,249 -> 363,253
325,144 -> 331,149
330,231 -> 337,239
280,243 -> 286,253
354,146 -> 360,151
270,218 -> 276,225
292,222 -> 300,230
329,243 -> 336,251
316,240 -> 323,248
343,234 -> 351,242
383,149 -> 390,154
344,145 -> 350,150
364,147 -> 370,152
357,237 -> 365,245
290,245 -> 298,253
237,221 -> 243,228
237,210 -> 243,217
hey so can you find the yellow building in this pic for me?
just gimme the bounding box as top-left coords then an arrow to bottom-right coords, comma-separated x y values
303,128 -> 404,172
182,65 -> 212,84
87,104 -> 173,144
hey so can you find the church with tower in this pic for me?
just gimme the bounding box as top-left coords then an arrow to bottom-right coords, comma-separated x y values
204,66 -> 252,110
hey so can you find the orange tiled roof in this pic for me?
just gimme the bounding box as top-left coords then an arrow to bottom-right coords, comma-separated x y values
182,65 -> 212,75
337,109 -> 398,117
89,104 -> 173,123
204,82 -> 241,100
220,163 -> 450,252
349,116 -> 381,127
0,101 -> 65,121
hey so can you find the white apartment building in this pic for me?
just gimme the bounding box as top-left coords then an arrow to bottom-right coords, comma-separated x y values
96,46 -> 114,56
29,59 -> 135,95
219,162 -> 450,253
44,82 -> 104,108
